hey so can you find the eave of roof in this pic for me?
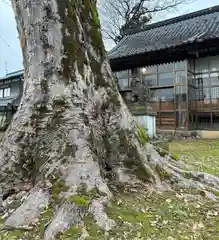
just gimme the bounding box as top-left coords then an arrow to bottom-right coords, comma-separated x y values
0,70 -> 24,81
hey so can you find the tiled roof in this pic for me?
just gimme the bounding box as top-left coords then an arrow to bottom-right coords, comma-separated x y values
108,5 -> 219,60
0,70 -> 24,81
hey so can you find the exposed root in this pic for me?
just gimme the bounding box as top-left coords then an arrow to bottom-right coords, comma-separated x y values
44,202 -> 85,240
4,186 -> 50,229
89,197 -> 116,231
147,143 -> 219,200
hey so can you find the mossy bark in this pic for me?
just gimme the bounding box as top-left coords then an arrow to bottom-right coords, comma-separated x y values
0,0 -> 219,239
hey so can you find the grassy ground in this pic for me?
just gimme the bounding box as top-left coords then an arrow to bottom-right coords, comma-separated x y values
169,139 -> 219,176
97,140 -> 219,240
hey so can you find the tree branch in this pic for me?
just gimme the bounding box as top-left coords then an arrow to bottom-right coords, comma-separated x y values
98,0 -> 194,44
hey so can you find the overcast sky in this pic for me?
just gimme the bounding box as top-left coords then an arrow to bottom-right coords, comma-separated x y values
0,0 -> 218,77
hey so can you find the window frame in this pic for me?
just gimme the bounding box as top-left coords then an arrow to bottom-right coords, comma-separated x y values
0,87 -> 11,98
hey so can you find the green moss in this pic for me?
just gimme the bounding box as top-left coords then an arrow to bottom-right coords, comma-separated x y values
156,147 -> 169,157
57,0 -> 107,88
170,153 -> 180,161
62,143 -> 78,158
0,230 -> 24,239
137,125 -> 148,146
108,91 -> 121,107
77,184 -> 107,199
84,214 -> 104,239
38,207 -> 53,235
67,195 -> 89,208
90,3 -> 100,27
87,0 -> 104,54
50,176 -> 69,204
59,225 -> 82,239
157,147 -> 180,161
57,0 -> 85,81
77,183 -> 88,195
134,166 -> 152,181
155,165 -> 171,181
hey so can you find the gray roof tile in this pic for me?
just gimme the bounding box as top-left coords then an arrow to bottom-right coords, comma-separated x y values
109,5 -> 219,60
0,70 -> 24,81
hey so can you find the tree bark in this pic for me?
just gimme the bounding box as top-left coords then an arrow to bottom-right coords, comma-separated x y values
0,0 -> 219,239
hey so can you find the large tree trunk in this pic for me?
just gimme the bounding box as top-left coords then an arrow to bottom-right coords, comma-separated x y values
0,0 -> 219,239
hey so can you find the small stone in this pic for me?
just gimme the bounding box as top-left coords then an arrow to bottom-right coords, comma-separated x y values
6,196 -> 15,205
9,209 -> 15,214
44,180 -> 52,189
2,201 -> 7,208
16,191 -> 27,200
2,212 -> 9,219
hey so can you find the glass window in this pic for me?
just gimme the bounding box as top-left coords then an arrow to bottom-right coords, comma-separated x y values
0,89 -> 3,98
195,57 -> 209,73
149,89 -> 159,102
196,88 -> 210,114
116,70 -> 129,79
158,63 -> 173,73
141,65 -> 157,75
176,71 -> 186,84
118,79 -> 129,89
188,60 -> 195,73
176,111 -> 187,128
158,73 -> 173,86
132,68 -> 141,77
176,86 -> 187,109
159,88 -> 174,101
203,88 -> 210,101
143,74 -> 157,87
4,88 -> 11,97
159,88 -> 174,111
210,72 -> 219,86
212,91 -> 219,112
211,87 -> 219,100
197,73 -> 210,87
187,73 -> 196,87
149,90 -> 159,112
175,61 -> 185,71
209,56 -> 219,72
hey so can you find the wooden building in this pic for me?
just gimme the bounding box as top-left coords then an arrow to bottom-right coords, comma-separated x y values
109,5 -> 219,131
0,70 -> 23,129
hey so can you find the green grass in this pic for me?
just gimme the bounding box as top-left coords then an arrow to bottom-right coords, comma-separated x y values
84,139 -> 219,240
170,139 -> 219,175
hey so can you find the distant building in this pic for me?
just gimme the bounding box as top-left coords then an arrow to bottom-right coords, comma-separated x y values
0,70 -> 23,129
109,5 -> 219,131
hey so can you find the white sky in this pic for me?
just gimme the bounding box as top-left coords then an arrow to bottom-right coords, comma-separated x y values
0,0 -> 218,77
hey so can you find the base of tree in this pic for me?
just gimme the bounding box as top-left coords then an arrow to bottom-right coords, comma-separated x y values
0,139 -> 219,239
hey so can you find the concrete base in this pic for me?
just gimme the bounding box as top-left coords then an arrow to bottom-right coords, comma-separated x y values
157,129 -> 219,139
157,129 -> 197,138
197,130 -> 219,139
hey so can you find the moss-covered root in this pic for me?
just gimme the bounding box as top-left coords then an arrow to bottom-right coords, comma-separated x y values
44,196 -> 115,239
0,184 -> 115,239
147,143 -> 219,200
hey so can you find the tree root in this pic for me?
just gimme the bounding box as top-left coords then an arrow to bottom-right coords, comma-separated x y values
147,143 -> 219,200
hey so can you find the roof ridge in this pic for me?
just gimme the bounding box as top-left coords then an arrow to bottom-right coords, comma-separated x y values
6,69 -> 24,75
125,4 -> 219,35
108,36 -> 129,55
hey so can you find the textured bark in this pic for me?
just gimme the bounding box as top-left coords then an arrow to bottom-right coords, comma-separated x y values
0,0 -> 219,239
